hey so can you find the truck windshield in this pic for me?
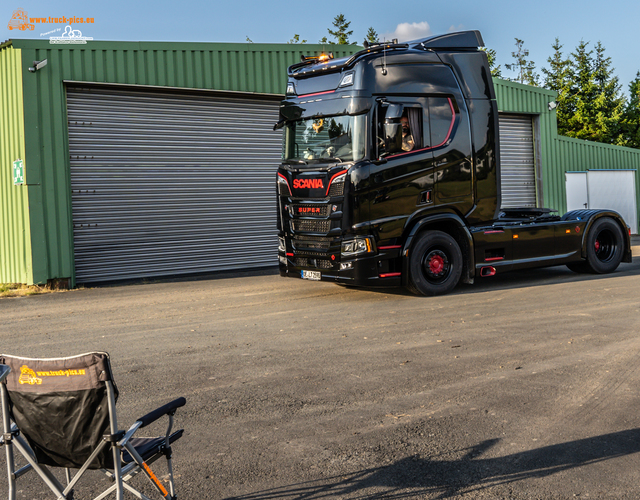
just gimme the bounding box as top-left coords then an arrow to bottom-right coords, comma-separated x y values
282,115 -> 366,163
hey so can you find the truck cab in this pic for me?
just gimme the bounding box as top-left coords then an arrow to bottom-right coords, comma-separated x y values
275,31 -> 631,295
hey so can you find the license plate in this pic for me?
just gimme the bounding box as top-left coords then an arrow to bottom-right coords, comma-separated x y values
301,270 -> 321,281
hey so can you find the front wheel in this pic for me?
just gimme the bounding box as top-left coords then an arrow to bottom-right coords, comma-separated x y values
583,217 -> 625,274
407,231 -> 463,296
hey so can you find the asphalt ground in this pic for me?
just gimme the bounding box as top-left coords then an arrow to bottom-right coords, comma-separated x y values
1,242 -> 640,499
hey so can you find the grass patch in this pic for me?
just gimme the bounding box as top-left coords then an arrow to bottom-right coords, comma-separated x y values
0,283 -> 79,298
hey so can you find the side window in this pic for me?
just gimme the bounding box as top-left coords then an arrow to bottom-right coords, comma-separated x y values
429,97 -> 454,147
376,102 -> 430,158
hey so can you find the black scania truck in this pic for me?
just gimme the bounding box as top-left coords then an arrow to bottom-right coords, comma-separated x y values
275,30 -> 632,296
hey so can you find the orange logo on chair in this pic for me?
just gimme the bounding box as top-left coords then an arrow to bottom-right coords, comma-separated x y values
18,365 -> 42,385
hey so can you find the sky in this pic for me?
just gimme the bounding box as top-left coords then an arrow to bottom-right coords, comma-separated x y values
3,0 -> 639,94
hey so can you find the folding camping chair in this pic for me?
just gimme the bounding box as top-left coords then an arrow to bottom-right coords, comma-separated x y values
0,352 -> 185,500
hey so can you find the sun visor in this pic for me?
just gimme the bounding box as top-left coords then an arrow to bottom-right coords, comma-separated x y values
279,96 -> 371,121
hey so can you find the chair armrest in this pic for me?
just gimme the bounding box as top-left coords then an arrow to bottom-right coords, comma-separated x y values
137,397 -> 186,428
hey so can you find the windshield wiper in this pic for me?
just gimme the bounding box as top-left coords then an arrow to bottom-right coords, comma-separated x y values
314,157 -> 343,164
282,159 -> 308,165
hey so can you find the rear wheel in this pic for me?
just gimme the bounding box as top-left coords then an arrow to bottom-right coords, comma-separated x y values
407,231 -> 463,296
583,218 -> 624,274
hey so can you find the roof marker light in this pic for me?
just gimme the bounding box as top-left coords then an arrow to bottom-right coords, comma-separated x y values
318,52 -> 334,63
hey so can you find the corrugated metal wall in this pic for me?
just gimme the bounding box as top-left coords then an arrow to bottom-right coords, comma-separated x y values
0,45 -> 31,284
7,40 -> 360,285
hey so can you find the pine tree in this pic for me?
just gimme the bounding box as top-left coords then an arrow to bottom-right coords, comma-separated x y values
327,14 -> 354,45
592,41 -> 625,144
563,41 -> 596,140
622,72 -> 640,148
505,38 -> 539,86
365,27 -> 379,45
562,41 -> 626,144
541,38 -> 572,135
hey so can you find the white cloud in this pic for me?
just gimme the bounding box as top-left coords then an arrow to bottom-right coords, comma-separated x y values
448,24 -> 465,33
381,21 -> 432,43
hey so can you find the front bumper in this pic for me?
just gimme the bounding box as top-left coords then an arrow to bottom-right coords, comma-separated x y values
278,243 -> 403,288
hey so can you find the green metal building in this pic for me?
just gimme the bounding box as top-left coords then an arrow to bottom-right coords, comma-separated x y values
1,39 -> 639,287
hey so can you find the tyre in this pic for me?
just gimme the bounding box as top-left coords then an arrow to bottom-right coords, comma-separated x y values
583,217 -> 624,274
407,231 -> 463,296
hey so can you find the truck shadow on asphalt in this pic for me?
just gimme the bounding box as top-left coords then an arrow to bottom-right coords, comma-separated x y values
460,260 -> 640,295
348,259 -> 640,298
224,428 -> 640,499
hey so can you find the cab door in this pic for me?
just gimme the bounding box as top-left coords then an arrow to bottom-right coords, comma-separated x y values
431,97 -> 473,213
368,98 -> 435,243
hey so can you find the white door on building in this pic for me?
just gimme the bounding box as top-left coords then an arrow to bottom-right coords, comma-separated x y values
565,172 -> 588,210
565,170 -> 638,234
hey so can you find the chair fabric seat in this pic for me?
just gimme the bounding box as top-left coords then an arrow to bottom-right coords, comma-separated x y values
122,429 -> 184,464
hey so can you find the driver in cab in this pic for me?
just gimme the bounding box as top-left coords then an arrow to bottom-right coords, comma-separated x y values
401,115 -> 415,152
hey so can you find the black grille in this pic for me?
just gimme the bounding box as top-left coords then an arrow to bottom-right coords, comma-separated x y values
290,204 -> 330,217
295,258 -> 334,269
295,249 -> 328,257
293,235 -> 333,242
294,240 -> 331,250
291,220 -> 331,233
328,181 -> 344,197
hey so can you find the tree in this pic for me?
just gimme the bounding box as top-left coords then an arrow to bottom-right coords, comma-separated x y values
505,38 -> 539,86
560,40 -> 625,144
621,72 -> 640,148
542,38 -> 571,94
365,27 -> 379,45
592,41 -> 626,144
562,41 -> 598,140
541,38 -> 573,135
327,13 -> 353,45
481,47 -> 502,78
287,34 -> 307,44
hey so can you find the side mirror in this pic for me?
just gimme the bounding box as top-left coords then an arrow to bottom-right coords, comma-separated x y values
385,103 -> 404,120
384,122 -> 403,154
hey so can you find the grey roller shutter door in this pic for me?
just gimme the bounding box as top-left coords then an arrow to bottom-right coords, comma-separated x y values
499,114 -> 536,208
66,86 -> 282,283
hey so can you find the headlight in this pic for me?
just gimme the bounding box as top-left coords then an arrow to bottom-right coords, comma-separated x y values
341,237 -> 373,257
277,173 -> 292,196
